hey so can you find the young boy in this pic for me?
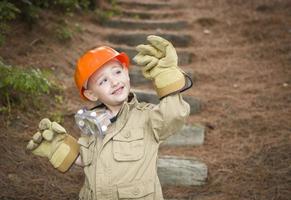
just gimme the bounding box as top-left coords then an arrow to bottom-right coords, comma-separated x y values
27,35 -> 192,200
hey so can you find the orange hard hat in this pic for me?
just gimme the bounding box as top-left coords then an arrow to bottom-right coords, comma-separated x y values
74,46 -> 130,100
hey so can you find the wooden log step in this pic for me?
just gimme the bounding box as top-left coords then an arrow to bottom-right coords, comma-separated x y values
105,19 -> 188,30
120,9 -> 183,20
107,33 -> 192,47
116,0 -> 180,10
160,124 -> 205,147
157,155 -> 208,186
133,89 -> 201,115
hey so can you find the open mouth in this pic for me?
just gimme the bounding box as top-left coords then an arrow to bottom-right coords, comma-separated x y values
111,86 -> 124,95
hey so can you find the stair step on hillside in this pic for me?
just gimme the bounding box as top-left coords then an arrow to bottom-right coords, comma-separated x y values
129,67 -> 194,86
157,155 -> 207,186
107,33 -> 192,47
115,46 -> 193,66
133,89 -> 201,115
160,124 -> 205,147
116,0 -> 180,10
105,19 -> 188,30
120,9 -> 184,20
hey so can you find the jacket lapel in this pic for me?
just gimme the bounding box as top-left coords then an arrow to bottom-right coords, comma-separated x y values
100,92 -> 138,150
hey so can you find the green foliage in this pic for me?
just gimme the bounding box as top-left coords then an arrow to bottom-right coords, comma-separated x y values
0,1 -> 20,46
60,0 -> 89,10
0,60 -> 56,115
54,94 -> 64,104
133,14 -> 140,20
54,19 -> 83,41
94,6 -> 122,24
94,8 -> 113,24
0,62 -> 51,95
0,1 -> 20,21
107,0 -> 117,6
55,24 -> 74,41
0,0 -> 118,45
50,110 -> 64,124
0,0 -> 91,26
0,31 -> 6,46
21,3 -> 41,25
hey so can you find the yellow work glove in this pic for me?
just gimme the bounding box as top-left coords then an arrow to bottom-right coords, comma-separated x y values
26,118 -> 80,173
133,35 -> 192,98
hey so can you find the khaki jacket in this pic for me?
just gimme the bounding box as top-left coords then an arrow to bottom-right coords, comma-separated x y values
77,92 -> 190,200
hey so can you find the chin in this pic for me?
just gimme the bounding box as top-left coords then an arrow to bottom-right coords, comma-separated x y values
112,91 -> 129,105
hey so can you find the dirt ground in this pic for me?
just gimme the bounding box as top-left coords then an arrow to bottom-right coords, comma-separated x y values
0,0 -> 291,200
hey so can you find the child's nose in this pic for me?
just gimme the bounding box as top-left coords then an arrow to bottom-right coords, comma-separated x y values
110,77 -> 118,87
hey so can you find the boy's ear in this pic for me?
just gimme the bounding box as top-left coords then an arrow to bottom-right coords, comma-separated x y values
83,89 -> 98,101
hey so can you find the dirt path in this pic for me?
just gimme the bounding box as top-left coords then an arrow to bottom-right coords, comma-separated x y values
162,0 -> 291,199
0,0 -> 290,200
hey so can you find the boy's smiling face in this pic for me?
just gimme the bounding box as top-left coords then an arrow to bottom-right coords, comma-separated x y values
83,59 -> 130,109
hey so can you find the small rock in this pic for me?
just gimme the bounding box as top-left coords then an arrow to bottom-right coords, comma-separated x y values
157,155 -> 208,186
233,84 -> 238,88
283,83 -> 288,87
8,173 -> 22,184
203,29 -> 211,34
161,124 -> 205,147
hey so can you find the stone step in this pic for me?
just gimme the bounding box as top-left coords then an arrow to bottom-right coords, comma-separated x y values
160,124 -> 205,147
105,18 -> 188,30
157,155 -> 207,186
120,9 -> 183,20
107,33 -> 192,47
115,46 -> 193,66
129,67 -> 194,87
133,89 -> 201,115
116,0 -> 180,10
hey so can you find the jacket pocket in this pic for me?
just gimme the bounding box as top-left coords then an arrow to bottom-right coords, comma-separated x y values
112,128 -> 145,161
117,179 -> 155,199
78,136 -> 95,166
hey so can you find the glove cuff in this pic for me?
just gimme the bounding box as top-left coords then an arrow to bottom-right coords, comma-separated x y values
155,71 -> 193,98
49,135 -> 80,173
155,75 -> 185,98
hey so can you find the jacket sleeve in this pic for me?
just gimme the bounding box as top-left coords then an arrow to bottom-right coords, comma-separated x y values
148,93 -> 190,143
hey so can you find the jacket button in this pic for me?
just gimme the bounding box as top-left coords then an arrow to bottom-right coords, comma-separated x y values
124,132 -> 130,138
132,187 -> 140,195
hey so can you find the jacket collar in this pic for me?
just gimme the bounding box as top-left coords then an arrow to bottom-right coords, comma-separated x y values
99,91 -> 138,149
116,92 -> 138,118
91,92 -> 138,115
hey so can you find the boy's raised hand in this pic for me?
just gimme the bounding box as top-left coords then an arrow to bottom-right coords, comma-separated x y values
133,35 -> 190,98
26,118 -> 80,172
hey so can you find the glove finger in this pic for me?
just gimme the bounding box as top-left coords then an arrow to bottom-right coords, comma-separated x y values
147,35 -> 171,53
26,140 -> 39,151
32,131 -> 43,143
42,129 -> 55,141
136,44 -> 163,58
132,53 -> 144,65
133,53 -> 154,66
165,43 -> 178,60
157,44 -> 178,68
143,57 -> 159,72
142,69 -> 152,79
51,122 -> 67,134
39,118 -> 51,131
142,57 -> 159,79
